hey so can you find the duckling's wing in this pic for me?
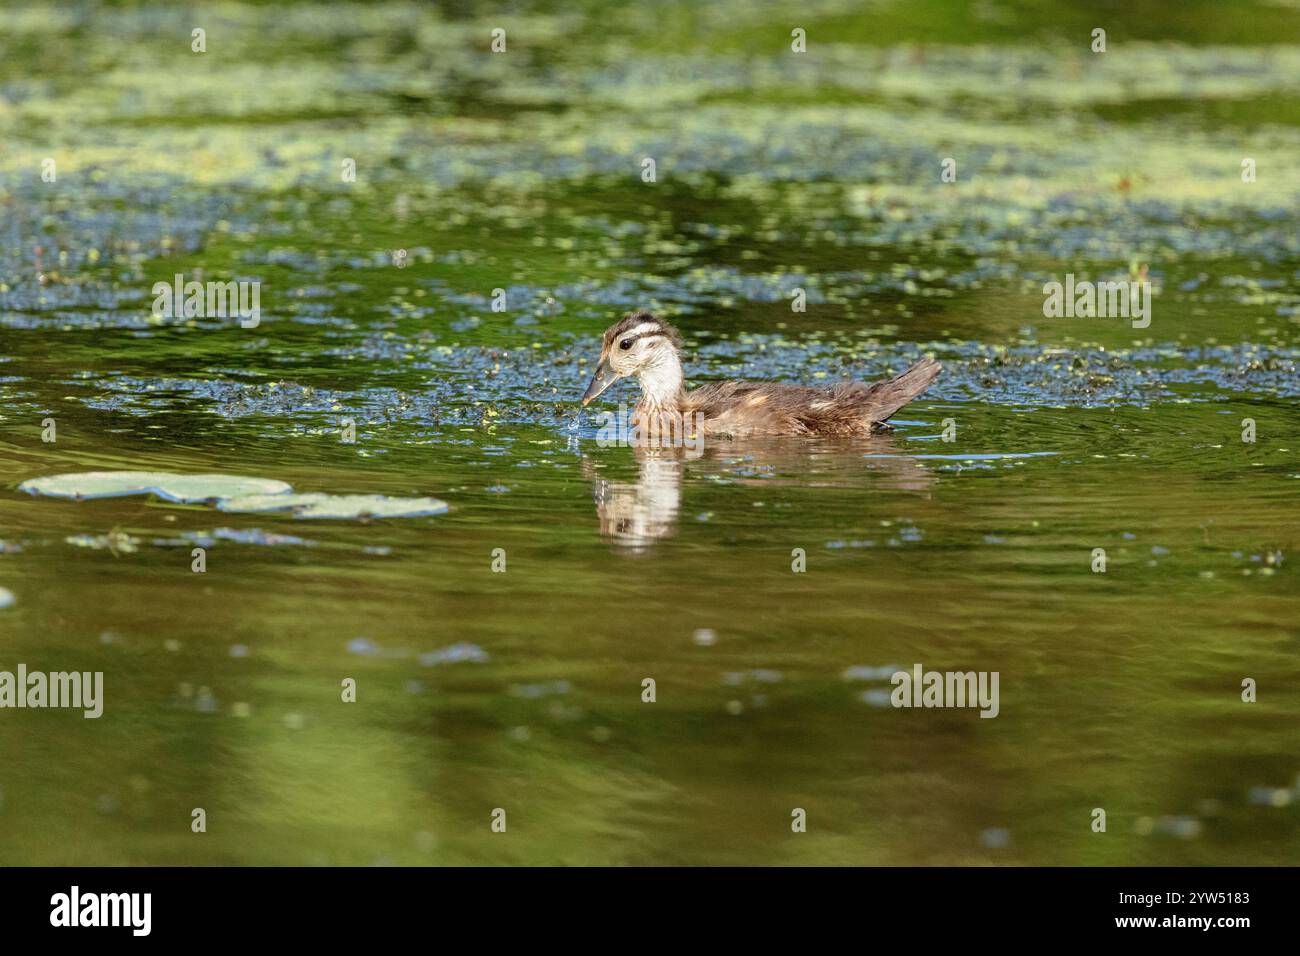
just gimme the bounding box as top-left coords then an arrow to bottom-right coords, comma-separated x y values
684,358 -> 941,436
683,381 -> 826,436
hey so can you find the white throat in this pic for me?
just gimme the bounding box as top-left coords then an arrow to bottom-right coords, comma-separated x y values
637,351 -> 684,410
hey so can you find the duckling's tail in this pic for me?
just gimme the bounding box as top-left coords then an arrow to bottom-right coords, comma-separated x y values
866,356 -> 942,425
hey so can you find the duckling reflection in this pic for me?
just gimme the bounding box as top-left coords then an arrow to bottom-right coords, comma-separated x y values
584,446 -> 696,551
583,434 -> 935,551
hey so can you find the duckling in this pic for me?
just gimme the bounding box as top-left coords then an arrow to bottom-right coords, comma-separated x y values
580,311 -> 941,438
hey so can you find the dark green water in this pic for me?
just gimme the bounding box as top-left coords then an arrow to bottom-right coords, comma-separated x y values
0,1 -> 1296,865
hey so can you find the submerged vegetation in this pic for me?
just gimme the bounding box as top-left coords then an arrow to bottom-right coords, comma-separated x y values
0,1 -> 1296,865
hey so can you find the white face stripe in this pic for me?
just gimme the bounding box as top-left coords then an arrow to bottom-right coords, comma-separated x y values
624,322 -> 662,339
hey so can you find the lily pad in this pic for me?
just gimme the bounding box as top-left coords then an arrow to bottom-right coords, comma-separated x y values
217,493 -> 449,520
18,471 -> 448,522
18,471 -> 292,503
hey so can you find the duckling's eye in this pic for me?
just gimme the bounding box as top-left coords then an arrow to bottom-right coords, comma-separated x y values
619,338 -> 634,351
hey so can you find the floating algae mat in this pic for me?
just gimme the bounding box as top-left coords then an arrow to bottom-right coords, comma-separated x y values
18,472 -> 448,520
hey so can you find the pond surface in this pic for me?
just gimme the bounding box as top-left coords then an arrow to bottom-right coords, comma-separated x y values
0,0 -> 1297,864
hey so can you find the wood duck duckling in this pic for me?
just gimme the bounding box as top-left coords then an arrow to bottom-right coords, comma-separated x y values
580,311 -> 941,438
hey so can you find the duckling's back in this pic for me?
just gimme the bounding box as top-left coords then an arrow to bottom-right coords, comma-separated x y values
684,357 -> 941,437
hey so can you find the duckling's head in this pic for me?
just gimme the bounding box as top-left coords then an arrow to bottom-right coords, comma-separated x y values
581,311 -> 683,406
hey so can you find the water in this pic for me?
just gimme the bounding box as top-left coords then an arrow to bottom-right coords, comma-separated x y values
0,1 -> 1297,865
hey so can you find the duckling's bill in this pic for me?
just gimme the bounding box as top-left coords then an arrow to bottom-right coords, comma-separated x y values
581,356 -> 622,405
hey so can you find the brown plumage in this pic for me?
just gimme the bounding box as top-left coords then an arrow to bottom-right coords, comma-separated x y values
581,311 -> 941,438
